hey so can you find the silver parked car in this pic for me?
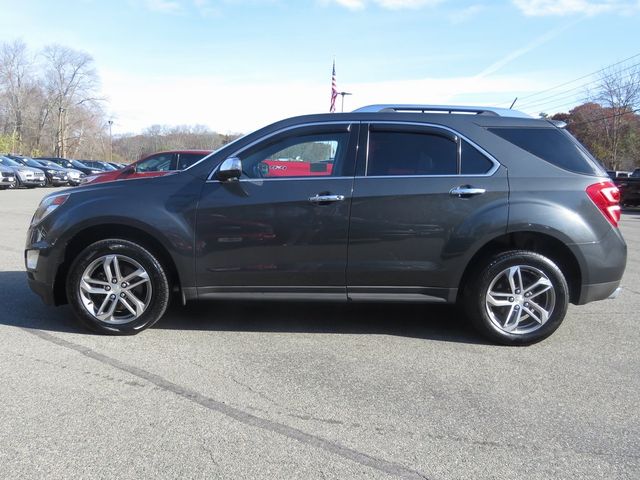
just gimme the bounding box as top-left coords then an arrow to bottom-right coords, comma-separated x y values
0,156 -> 46,188
35,159 -> 85,186
0,163 -> 16,189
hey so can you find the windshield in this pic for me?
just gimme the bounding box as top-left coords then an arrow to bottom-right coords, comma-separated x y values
0,156 -> 20,167
71,160 -> 89,169
99,162 -> 117,171
26,159 -> 44,168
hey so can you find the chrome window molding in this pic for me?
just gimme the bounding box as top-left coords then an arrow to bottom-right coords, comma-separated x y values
364,121 -> 501,178
204,120 -> 501,183
206,121 -> 354,182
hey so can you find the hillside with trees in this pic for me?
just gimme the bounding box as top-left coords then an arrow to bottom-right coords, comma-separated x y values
0,40 -> 238,163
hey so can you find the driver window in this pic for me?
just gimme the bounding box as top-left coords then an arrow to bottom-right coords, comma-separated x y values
240,132 -> 347,178
136,154 -> 173,173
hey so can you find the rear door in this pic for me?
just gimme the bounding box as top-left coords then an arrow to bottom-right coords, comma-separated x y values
347,122 -> 509,302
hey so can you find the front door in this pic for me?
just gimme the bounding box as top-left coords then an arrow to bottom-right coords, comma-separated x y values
195,123 -> 359,299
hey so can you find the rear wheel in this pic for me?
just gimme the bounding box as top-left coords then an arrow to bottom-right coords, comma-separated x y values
462,250 -> 569,345
66,239 -> 170,334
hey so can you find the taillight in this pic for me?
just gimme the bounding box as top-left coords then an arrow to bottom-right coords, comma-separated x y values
586,181 -> 621,227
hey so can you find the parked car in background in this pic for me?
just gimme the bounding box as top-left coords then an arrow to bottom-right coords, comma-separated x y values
7,155 -> 68,187
0,156 -> 46,188
83,150 -> 211,185
35,159 -> 85,186
25,105 -> 626,345
606,170 -> 630,179
614,167 -> 640,207
81,160 -> 118,172
39,157 -> 103,176
0,163 -> 16,189
107,162 -> 127,169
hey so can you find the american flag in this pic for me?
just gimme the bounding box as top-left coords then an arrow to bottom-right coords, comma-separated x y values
330,60 -> 338,113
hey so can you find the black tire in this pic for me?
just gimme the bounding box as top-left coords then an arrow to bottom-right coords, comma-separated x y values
462,250 -> 569,346
66,239 -> 170,334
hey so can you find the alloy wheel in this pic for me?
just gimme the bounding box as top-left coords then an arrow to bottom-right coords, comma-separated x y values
79,254 -> 152,324
485,265 -> 556,335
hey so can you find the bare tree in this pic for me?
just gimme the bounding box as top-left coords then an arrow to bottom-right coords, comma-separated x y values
0,40 -> 34,151
595,66 -> 640,169
41,44 -> 102,157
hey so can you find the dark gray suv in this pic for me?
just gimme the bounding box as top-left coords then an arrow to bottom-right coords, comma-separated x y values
25,105 -> 627,344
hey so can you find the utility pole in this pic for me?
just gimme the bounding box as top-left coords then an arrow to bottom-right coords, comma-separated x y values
57,106 -> 65,158
339,92 -> 352,112
108,120 -> 114,162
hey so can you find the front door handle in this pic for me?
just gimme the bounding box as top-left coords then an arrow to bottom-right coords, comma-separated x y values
309,194 -> 345,204
449,186 -> 486,198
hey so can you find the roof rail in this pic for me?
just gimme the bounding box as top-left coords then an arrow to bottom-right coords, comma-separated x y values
352,104 -> 531,119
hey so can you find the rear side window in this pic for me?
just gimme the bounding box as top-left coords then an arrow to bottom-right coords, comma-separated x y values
461,140 -> 494,174
367,131 -> 457,176
488,127 -> 603,175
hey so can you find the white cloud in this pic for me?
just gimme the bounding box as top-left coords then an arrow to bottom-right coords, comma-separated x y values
322,0 -> 444,10
449,4 -> 485,23
143,0 -> 182,13
100,67 -> 551,136
475,19 -> 581,78
513,0 -> 640,16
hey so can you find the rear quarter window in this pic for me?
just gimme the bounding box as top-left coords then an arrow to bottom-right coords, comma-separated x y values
488,127 -> 605,176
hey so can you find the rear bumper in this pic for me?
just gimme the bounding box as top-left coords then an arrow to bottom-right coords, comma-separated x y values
577,280 -> 621,305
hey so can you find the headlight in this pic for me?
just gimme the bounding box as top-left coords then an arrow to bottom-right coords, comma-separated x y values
47,169 -> 57,174
31,194 -> 69,226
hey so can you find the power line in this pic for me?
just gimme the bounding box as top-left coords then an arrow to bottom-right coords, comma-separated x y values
517,61 -> 640,110
493,52 -> 640,107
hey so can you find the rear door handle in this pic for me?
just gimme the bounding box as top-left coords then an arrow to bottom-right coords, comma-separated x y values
449,186 -> 486,197
309,194 -> 345,204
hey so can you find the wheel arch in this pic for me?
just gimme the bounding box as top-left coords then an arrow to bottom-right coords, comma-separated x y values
457,231 -> 583,304
53,223 -> 182,306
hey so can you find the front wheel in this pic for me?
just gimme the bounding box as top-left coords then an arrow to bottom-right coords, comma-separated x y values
66,239 -> 170,334
462,250 -> 569,345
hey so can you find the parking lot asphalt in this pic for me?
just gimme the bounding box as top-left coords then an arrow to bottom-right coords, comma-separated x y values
0,187 -> 639,480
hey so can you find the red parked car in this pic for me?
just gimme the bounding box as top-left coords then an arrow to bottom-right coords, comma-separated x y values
82,150 -> 212,185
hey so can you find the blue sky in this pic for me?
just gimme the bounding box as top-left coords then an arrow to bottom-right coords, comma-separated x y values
1,0 -> 639,133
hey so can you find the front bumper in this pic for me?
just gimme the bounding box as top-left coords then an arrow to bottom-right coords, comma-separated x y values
0,176 -> 15,187
19,175 -> 46,186
25,240 -> 60,306
46,173 -> 69,185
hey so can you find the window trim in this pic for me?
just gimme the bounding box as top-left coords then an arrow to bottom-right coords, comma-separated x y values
206,121 -> 354,182
362,121 -> 500,179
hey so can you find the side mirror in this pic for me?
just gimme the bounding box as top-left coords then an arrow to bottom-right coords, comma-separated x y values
124,165 -> 136,174
217,157 -> 242,181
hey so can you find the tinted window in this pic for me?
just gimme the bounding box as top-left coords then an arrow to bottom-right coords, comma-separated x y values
241,133 -> 347,178
71,160 -> 88,169
177,153 -> 205,170
488,127 -> 603,175
367,131 -> 457,176
461,140 -> 494,174
136,154 -> 173,173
